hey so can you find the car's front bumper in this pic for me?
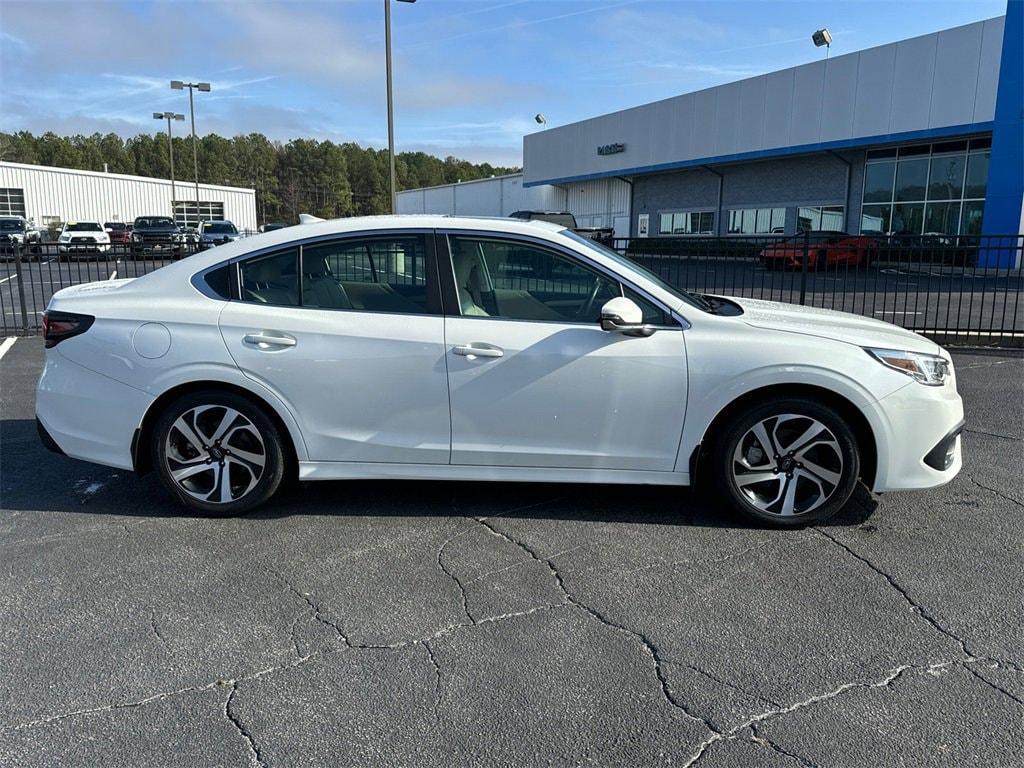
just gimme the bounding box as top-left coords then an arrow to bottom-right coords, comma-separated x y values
869,374 -> 964,493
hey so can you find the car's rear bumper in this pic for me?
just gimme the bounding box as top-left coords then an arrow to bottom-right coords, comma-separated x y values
36,349 -> 153,471
869,377 -> 964,493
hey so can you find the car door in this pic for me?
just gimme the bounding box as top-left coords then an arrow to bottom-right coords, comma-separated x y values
218,232 -> 451,464
441,232 -> 688,471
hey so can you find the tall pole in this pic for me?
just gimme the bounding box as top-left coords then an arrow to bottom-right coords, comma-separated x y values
166,115 -> 177,219
188,86 -> 200,225
385,0 -> 396,214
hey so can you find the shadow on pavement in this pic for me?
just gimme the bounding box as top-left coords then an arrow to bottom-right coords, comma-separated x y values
1,417 -> 877,529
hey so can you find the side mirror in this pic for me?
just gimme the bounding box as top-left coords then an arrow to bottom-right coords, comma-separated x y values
600,296 -> 655,337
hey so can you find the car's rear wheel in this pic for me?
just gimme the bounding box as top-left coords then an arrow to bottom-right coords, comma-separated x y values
152,391 -> 284,515
709,397 -> 859,526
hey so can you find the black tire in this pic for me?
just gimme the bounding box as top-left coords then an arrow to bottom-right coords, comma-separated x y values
708,397 -> 860,527
152,390 -> 285,515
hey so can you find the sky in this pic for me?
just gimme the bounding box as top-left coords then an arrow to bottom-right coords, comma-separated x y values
0,0 -> 1008,167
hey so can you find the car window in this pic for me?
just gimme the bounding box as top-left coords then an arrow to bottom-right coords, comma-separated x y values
448,236 -> 622,323
240,248 -> 299,306
301,235 -> 431,314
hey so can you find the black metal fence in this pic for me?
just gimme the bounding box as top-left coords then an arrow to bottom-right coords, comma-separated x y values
616,233 -> 1023,346
1,233 -> 1022,345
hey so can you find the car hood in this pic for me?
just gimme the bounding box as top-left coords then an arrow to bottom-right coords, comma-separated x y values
728,296 -> 941,354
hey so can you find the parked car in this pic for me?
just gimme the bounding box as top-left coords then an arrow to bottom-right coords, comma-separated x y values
197,220 -> 242,250
0,215 -> 32,261
760,232 -> 878,270
36,215 -> 963,526
57,221 -> 111,259
261,222 -> 288,233
510,210 -> 615,248
131,216 -> 188,258
104,222 -> 132,251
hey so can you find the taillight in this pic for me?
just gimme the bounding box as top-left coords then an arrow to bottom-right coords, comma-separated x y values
42,311 -> 94,348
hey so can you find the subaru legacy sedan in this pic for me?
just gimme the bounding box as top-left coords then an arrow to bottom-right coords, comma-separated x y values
36,216 -> 963,525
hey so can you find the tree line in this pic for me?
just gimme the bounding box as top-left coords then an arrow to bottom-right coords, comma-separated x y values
0,130 -> 518,224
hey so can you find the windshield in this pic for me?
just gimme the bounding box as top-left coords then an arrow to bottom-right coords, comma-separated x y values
135,217 -> 176,229
528,213 -> 576,228
204,222 -> 237,234
0,220 -> 24,232
561,229 -> 711,313
104,222 -> 126,231
65,222 -> 103,232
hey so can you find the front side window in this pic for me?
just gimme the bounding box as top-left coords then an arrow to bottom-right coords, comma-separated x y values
301,235 -> 431,314
240,249 -> 299,306
448,236 -> 621,323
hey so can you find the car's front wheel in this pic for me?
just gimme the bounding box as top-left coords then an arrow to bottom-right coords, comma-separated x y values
709,397 -> 860,526
152,391 -> 285,515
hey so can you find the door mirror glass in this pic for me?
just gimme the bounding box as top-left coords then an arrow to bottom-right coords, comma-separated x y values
600,296 -> 655,336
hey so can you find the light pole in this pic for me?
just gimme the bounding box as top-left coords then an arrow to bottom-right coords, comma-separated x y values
385,0 -> 416,214
171,80 -> 211,226
153,112 -> 184,220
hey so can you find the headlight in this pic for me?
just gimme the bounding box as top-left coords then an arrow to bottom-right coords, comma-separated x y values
59,234 -> 71,242
865,348 -> 950,386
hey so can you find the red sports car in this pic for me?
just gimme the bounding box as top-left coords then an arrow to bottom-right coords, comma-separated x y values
760,232 -> 878,270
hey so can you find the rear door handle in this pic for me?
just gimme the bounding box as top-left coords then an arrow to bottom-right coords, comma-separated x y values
243,331 -> 297,349
453,343 -> 504,359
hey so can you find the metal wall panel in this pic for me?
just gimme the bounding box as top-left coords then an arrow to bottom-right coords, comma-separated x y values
0,162 -> 256,230
523,17 -> 1003,186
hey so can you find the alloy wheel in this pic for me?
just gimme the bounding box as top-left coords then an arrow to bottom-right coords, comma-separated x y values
164,405 -> 266,504
731,414 -> 844,517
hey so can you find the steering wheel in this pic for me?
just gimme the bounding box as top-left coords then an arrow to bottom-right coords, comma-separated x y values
576,277 -> 605,322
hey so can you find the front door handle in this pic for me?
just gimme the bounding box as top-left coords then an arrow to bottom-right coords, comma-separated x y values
453,343 -> 504,359
243,331 -> 297,349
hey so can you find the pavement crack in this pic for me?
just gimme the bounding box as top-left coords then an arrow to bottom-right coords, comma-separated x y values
149,610 -> 167,645
224,681 -> 266,767
422,640 -> 443,725
260,562 -> 353,649
683,663 -> 925,767
813,528 -> 973,657
962,661 -> 1024,709
964,427 -> 1022,442
750,723 -> 821,768
969,477 -> 1024,510
473,516 -> 719,736
683,663 -> 782,708
436,525 -> 476,624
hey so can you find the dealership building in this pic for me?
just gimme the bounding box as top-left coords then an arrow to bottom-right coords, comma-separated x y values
400,7 -> 1022,266
0,161 -> 258,232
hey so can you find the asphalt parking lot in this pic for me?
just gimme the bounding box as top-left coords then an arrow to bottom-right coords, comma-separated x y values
1,337 -> 1022,767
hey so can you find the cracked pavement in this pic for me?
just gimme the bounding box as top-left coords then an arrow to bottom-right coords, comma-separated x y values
2,339 -> 1022,766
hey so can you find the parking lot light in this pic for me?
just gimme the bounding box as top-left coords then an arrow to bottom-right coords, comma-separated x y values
386,0 -> 417,215
170,80 -> 213,226
153,112 -> 185,219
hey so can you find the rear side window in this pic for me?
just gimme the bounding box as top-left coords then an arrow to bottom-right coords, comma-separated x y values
302,235 -> 432,314
203,264 -> 233,300
240,249 -> 299,306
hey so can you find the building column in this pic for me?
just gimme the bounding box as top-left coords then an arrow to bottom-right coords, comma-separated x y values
979,0 -> 1023,266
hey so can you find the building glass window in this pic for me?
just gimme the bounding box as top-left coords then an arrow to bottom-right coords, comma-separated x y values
727,207 -> 785,234
659,211 -> 715,235
797,206 -> 845,232
173,201 -> 226,228
0,188 -> 26,217
862,162 -> 896,203
861,139 -> 989,235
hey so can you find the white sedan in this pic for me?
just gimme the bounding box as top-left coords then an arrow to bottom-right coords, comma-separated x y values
36,215 -> 964,525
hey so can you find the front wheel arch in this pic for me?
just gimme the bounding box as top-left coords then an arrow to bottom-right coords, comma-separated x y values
690,383 -> 877,490
134,381 -> 298,480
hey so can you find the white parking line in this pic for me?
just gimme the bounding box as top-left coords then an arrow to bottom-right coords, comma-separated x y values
0,336 -> 16,361
0,272 -> 17,284
108,270 -> 117,280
